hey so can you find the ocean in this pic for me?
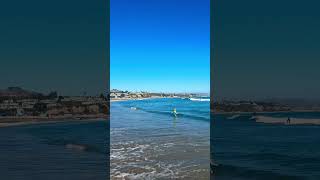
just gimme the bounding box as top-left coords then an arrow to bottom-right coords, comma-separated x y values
111,97 -> 210,179
0,120 -> 109,180
2,100 -> 318,179
211,112 -> 320,180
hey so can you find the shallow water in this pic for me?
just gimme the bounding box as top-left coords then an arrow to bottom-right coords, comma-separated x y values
0,120 -> 109,180
211,112 -> 320,180
111,98 -> 210,179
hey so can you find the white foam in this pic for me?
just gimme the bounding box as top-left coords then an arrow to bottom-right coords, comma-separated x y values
227,114 -> 240,120
110,134 -> 209,179
189,98 -> 210,102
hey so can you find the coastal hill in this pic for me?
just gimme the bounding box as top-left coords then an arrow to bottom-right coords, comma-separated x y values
0,87 -> 109,124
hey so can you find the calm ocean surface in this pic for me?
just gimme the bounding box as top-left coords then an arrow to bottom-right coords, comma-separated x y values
111,98 -> 210,179
0,120 -> 108,180
211,112 -> 320,180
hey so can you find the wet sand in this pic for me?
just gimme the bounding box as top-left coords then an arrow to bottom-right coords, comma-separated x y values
255,116 -> 320,125
0,114 -> 108,127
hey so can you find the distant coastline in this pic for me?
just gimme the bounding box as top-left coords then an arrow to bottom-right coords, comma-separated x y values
211,100 -> 320,114
111,96 -> 174,102
0,87 -> 109,127
110,89 -> 199,102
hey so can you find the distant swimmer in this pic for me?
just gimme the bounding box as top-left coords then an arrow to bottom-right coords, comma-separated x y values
172,108 -> 178,117
287,117 -> 291,124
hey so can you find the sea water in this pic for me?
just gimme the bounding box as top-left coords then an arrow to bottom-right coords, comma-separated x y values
111,98 -> 210,179
0,120 -> 108,180
211,112 -> 320,180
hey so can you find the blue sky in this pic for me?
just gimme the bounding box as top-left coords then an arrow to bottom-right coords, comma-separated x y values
0,0 -> 108,95
111,0 -> 210,93
212,0 -> 320,100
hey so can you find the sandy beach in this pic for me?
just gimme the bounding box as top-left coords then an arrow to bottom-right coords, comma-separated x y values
212,110 -> 320,115
255,115 -> 320,125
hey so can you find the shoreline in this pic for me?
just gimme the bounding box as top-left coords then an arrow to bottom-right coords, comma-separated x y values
110,96 -> 176,102
0,114 -> 109,128
211,110 -> 320,115
255,115 -> 320,125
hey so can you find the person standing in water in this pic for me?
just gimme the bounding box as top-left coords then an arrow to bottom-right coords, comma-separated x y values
287,117 -> 291,124
173,108 -> 178,117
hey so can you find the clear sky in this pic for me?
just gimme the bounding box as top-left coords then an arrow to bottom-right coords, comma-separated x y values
0,0 -> 108,96
212,0 -> 320,100
111,0 -> 210,93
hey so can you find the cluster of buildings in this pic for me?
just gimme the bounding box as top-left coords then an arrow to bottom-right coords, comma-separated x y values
110,89 -> 151,99
0,87 -> 109,118
110,89 -> 196,100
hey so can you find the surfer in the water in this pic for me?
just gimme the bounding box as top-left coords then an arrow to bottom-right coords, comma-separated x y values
172,108 -> 178,117
287,117 -> 291,124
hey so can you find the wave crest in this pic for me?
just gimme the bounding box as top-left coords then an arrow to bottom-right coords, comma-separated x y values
189,98 -> 210,102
